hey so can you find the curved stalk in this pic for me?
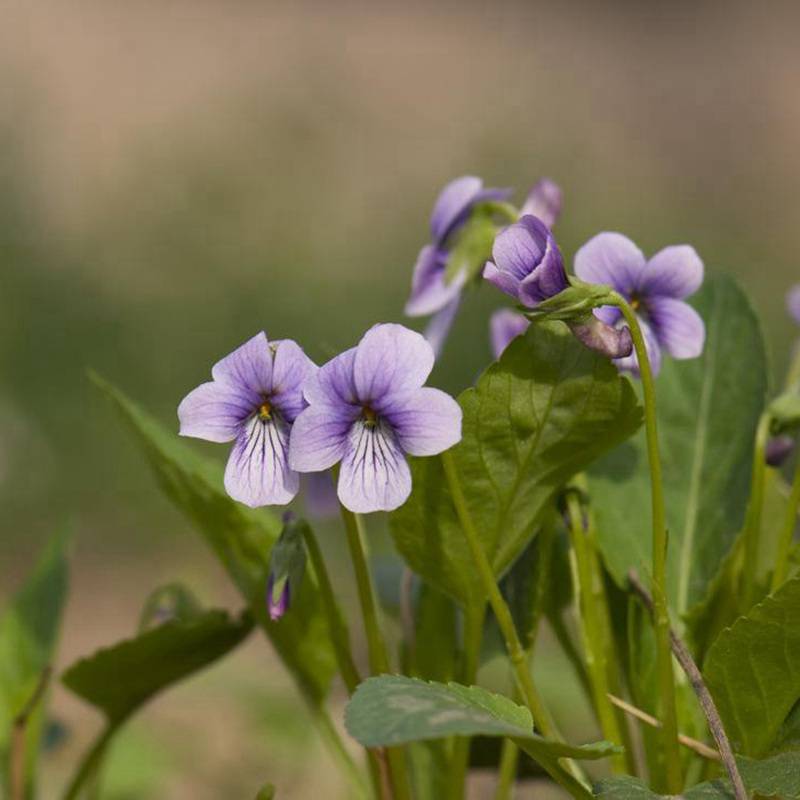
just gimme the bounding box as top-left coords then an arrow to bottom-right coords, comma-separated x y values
611,295 -> 682,793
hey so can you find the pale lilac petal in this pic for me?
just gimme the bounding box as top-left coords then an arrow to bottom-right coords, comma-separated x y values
269,340 -> 317,422
520,178 -> 562,228
647,296 -> 705,359
424,296 -> 461,360
491,216 -> 547,281
639,245 -> 704,299
430,176 -> 484,243
178,381 -> 253,443
574,233 -> 647,295
303,347 -> 359,407
405,245 -> 465,317
382,388 -> 462,456
614,317 -> 662,376
787,285 -> 800,325
211,331 -> 273,395
490,309 -> 529,359
224,416 -> 298,507
303,471 -> 340,519
337,421 -> 412,513
483,260 -> 521,299
288,405 -> 356,472
353,324 -> 434,401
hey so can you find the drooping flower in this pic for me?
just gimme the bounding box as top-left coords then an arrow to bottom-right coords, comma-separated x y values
520,178 -> 563,229
405,176 -> 511,356
482,215 -> 569,306
289,324 -> 462,513
490,309 -> 530,359
787,285 -> 800,325
178,332 -> 316,507
574,233 -> 705,375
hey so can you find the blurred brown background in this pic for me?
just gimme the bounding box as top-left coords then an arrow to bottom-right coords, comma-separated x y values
2,1 -> 799,797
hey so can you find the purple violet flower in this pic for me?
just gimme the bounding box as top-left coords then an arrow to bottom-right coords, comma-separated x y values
289,324 -> 462,513
490,309 -> 530,359
482,215 -> 569,306
574,232 -> 705,375
405,176 -> 511,357
178,332 -> 316,507
520,178 -> 563,229
787,285 -> 800,325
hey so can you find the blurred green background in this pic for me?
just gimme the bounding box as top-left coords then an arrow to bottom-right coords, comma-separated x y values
2,1 -> 799,797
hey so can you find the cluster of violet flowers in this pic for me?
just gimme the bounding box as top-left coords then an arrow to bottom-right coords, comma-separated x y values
178,171 -> 708,550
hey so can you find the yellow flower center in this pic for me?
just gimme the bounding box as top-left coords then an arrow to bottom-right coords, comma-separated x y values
258,401 -> 272,421
362,406 -> 378,427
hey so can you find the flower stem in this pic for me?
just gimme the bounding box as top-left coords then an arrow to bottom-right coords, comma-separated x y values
338,502 -> 412,800
300,523 -> 362,693
612,295 -> 682,793
741,412 -> 771,609
300,523 -> 385,800
440,450 -> 588,796
564,491 -> 627,774
771,455 -> 800,591
493,738 -> 520,800
339,504 -> 392,675
448,603 -> 486,800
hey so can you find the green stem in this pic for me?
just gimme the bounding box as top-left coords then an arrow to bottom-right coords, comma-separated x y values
301,523 -> 385,799
63,722 -> 117,800
565,492 -> 627,774
448,603 -> 486,800
339,504 -> 392,675
440,450 -> 588,797
314,707 -> 373,799
338,502 -> 412,800
741,413 -> 771,609
301,523 -> 362,693
613,296 -> 682,793
494,738 -> 520,800
771,456 -> 800,591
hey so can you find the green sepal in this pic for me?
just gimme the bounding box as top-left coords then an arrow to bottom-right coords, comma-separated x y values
768,389 -> 800,435
443,211 -> 500,284
522,278 -> 618,322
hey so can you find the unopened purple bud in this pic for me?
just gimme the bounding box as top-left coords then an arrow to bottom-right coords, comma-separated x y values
787,285 -> 800,326
766,435 -> 795,467
520,178 -> 563,229
267,573 -> 291,621
568,316 -> 633,360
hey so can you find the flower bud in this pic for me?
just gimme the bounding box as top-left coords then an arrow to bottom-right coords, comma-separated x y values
266,511 -> 307,622
766,435 -> 795,467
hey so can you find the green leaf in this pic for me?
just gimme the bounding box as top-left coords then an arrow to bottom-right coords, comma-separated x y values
594,751 -> 800,799
390,322 -> 643,605
345,675 -> 619,762
588,275 -> 768,616
704,576 -> 800,756
63,609 -> 252,723
0,531 -> 69,796
254,783 -> 276,800
91,373 -> 337,704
